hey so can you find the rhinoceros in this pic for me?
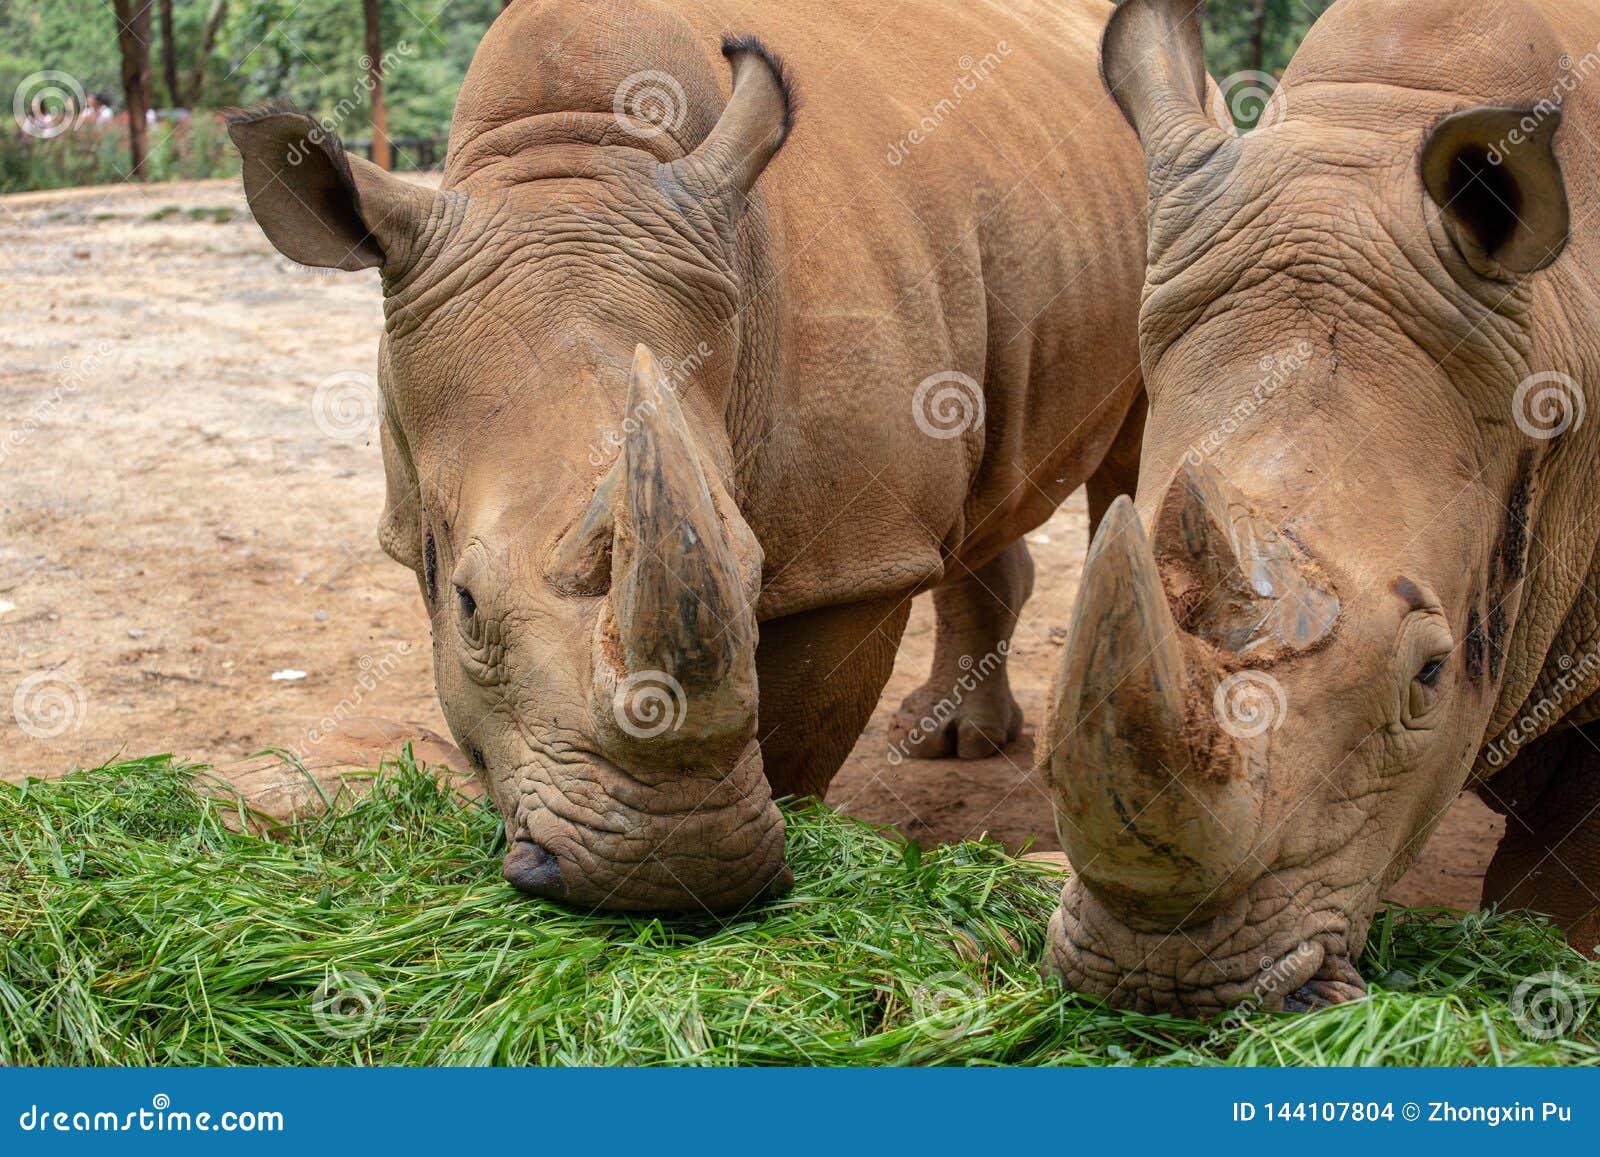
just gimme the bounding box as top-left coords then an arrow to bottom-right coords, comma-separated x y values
230,0 -> 1147,912
1042,0 -> 1600,1015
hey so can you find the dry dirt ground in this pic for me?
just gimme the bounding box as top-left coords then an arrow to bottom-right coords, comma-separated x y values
0,177 -> 1498,908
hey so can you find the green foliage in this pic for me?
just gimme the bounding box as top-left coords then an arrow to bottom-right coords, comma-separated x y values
0,114 -> 238,192
2,0 -> 498,128
1204,0 -> 1338,78
222,0 -> 497,138
0,0 -> 124,110
2,756 -> 1596,1066
1,0 -> 499,191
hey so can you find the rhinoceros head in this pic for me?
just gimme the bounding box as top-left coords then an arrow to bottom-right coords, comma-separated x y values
1044,0 -> 1579,1015
229,33 -> 796,913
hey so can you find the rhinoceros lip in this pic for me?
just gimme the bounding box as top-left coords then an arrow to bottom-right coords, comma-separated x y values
503,743 -> 789,913
502,837 -> 568,901
1047,876 -> 1360,1018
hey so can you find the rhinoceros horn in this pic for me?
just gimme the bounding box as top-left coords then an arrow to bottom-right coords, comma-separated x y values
1044,496 -> 1264,925
1156,459 -> 1339,655
589,344 -> 760,759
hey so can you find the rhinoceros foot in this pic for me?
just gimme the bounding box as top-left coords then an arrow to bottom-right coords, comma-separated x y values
889,680 -> 1024,761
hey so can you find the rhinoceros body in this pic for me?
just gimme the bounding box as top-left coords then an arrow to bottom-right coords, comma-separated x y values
232,0 -> 1146,912
1041,0 -> 1600,1015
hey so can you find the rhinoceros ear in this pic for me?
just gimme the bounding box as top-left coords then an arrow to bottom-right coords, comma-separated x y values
1100,0 -> 1231,189
665,36 -> 795,230
227,103 -> 434,272
1421,105 -> 1570,276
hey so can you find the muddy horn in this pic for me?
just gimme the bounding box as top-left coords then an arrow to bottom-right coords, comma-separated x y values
1043,496 -> 1263,924
590,344 -> 761,759
1157,459 -> 1339,655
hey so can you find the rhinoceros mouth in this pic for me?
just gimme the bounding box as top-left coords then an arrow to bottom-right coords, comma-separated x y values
505,740 -> 790,914
1047,875 -> 1360,1018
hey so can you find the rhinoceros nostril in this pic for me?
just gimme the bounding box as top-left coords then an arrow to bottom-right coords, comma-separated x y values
757,863 -> 795,902
502,838 -> 568,900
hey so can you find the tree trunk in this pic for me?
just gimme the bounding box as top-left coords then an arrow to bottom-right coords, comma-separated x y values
159,0 -> 180,106
112,0 -> 154,179
363,0 -> 390,171
186,0 -> 227,105
1249,0 -> 1270,72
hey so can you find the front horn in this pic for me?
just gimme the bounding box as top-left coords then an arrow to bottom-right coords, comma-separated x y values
1043,496 -> 1263,925
1157,458 -> 1339,655
590,344 -> 761,760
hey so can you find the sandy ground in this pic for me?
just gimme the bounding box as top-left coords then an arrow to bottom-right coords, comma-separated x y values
0,177 -> 1499,908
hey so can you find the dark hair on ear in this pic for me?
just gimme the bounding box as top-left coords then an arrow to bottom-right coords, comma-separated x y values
720,33 -> 799,142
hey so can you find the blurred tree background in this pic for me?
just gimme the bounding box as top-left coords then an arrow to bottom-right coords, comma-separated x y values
1207,0 -> 1337,77
1,0 -> 1336,193
1,0 -> 500,190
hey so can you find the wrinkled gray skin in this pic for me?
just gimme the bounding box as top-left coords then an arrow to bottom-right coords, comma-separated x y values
1043,0 -> 1600,1017
230,0 -> 1149,913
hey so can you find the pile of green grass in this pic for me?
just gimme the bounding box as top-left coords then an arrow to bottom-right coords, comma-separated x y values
1,755 -> 1595,1066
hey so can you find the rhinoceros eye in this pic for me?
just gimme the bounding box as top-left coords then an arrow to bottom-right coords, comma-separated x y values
455,582 -> 478,622
453,577 -> 501,680
1407,654 -> 1449,724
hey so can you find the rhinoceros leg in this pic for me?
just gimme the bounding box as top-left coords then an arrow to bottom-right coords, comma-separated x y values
756,595 -> 912,798
1478,730 -> 1600,957
888,539 -> 1032,761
